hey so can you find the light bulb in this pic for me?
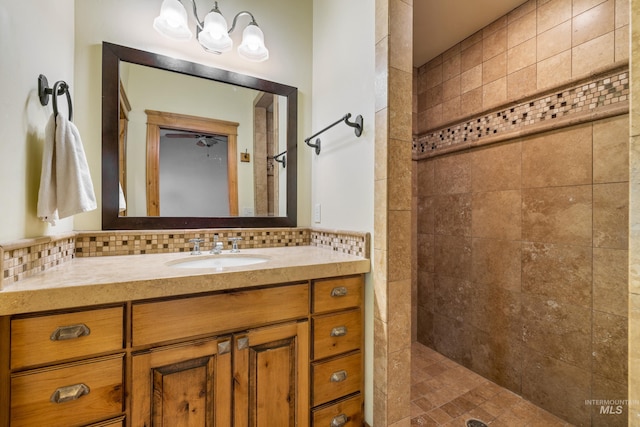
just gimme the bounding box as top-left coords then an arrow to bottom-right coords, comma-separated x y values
238,23 -> 269,62
153,0 -> 192,40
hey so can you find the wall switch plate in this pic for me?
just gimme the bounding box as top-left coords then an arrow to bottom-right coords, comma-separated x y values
314,203 -> 321,223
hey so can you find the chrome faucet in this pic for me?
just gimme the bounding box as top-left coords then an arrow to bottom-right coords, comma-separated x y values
189,238 -> 204,255
210,234 -> 223,254
228,237 -> 242,253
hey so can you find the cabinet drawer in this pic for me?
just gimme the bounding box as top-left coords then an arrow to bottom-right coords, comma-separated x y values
133,283 -> 309,347
311,352 -> 361,406
11,306 -> 124,369
312,394 -> 363,426
10,355 -> 124,427
312,309 -> 361,360
312,276 -> 362,314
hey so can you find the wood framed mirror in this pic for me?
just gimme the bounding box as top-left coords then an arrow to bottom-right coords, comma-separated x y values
102,42 -> 298,230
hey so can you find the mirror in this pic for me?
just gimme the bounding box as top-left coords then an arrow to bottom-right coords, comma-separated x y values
102,42 -> 297,229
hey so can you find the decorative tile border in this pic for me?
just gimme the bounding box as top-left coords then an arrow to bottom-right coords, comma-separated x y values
413,66 -> 629,158
1,235 -> 75,286
1,228 -> 370,287
75,228 -> 310,257
310,229 -> 370,258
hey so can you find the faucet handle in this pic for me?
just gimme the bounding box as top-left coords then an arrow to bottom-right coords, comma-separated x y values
189,238 -> 204,255
228,237 -> 243,253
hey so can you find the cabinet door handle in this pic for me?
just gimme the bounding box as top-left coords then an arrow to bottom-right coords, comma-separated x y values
331,286 -> 348,297
330,414 -> 349,427
330,326 -> 347,337
50,324 -> 91,341
330,370 -> 348,383
50,383 -> 90,404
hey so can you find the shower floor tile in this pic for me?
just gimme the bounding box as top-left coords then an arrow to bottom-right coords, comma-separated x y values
411,342 -> 573,426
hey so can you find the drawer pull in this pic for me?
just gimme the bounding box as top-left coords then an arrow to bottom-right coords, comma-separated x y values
330,414 -> 349,427
50,324 -> 91,341
330,326 -> 347,337
331,286 -> 348,297
50,383 -> 90,404
330,370 -> 348,383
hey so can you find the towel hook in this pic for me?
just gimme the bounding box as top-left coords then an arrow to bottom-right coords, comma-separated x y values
38,74 -> 73,121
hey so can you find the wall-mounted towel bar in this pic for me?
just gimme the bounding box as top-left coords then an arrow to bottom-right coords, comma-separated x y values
268,150 -> 287,168
38,74 -> 73,121
304,113 -> 363,155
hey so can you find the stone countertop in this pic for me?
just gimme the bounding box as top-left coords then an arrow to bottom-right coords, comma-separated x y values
0,246 -> 370,316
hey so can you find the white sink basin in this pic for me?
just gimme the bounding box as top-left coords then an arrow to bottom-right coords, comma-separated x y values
167,255 -> 269,269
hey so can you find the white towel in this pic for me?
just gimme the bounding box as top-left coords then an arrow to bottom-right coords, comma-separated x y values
37,114 -> 97,224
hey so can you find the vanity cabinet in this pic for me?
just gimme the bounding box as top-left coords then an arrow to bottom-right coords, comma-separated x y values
6,307 -> 125,427
310,276 -> 364,427
1,274 -> 365,427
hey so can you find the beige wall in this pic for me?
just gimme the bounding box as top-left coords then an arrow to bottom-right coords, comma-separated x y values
73,0 -> 313,230
415,0 -> 629,134
0,0 -> 76,242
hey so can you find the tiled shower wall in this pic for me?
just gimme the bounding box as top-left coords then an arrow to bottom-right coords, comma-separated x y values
416,115 -> 629,426
413,0 -> 630,425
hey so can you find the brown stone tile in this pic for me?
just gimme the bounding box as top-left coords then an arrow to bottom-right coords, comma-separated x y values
460,64 -> 482,94
417,234 -> 434,274
434,153 -> 471,194
521,242 -> 593,308
461,31 -> 483,51
572,32 -> 615,78
483,26 -> 508,61
442,54 -> 461,82
507,37 -> 537,74
471,190 -> 521,240
522,294 -> 592,370
482,76 -> 507,109
573,0 -> 608,16
472,238 -> 521,291
410,413 -> 437,426
434,235 -> 472,279
426,407 -> 452,424
468,329 -> 523,393
483,51 -> 506,84
522,124 -> 593,188
522,185 -> 593,246
442,75 -> 460,101
591,374 -> 628,426
440,401 -> 466,418
389,67 -> 413,141
593,182 -> 629,249
507,64 -> 537,105
434,194 -> 472,237
441,97 -> 461,124
389,0 -> 413,73
421,84 -> 442,111
417,196 -> 434,235
593,247 -> 628,317
537,0 -> 572,33
433,275 -> 472,322
537,50 -> 572,90
593,311 -> 628,384
572,0 -> 615,46
470,141 -> 521,192
537,21 -> 572,61
432,314 -> 473,366
389,210 -> 412,281
615,24 -> 629,62
423,63 -> 443,90
460,87 -> 483,116
417,271 -> 434,308
461,41 -> 483,73
507,10 -> 537,49
417,159 -> 435,197
593,115 -> 629,183
615,0 -> 629,27
521,351 -> 591,426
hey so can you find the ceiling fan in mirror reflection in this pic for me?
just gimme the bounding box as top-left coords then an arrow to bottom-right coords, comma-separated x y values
153,0 -> 269,62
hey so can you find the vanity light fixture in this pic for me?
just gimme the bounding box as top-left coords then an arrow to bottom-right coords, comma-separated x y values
153,0 -> 269,62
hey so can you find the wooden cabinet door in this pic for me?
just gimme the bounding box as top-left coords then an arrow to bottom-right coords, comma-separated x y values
131,337 -> 232,427
233,321 -> 309,427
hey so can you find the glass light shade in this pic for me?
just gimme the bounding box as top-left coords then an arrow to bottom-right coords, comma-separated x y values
153,0 -> 192,40
198,10 -> 232,52
237,24 -> 269,62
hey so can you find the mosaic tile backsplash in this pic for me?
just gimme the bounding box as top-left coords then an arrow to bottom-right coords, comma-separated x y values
1,228 -> 370,286
413,66 -> 629,158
